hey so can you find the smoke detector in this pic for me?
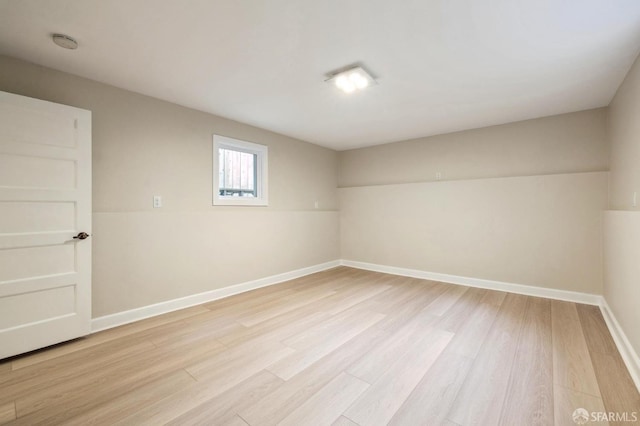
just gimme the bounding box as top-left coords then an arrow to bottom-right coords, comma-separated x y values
52,34 -> 78,50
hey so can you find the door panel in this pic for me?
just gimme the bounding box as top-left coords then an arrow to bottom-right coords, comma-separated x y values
0,245 -> 76,281
0,286 -> 76,329
0,153 -> 76,189
0,102 -> 77,147
0,202 -> 75,233
0,91 -> 91,359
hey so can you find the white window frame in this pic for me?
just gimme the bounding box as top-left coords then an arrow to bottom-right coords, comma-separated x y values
213,134 -> 268,206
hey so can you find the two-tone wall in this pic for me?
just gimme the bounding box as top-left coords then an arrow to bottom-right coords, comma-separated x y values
0,55 -> 340,319
338,66 -> 640,385
1,52 -> 638,380
339,109 -> 609,294
606,52 -> 640,369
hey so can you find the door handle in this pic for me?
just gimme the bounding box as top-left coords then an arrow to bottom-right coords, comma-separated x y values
73,232 -> 90,240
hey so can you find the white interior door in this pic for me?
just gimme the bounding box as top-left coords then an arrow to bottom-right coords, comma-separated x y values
0,91 -> 92,359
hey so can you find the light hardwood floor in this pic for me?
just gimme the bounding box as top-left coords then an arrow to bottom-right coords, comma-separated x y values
0,267 -> 638,425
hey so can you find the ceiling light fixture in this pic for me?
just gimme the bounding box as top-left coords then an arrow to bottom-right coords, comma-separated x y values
52,34 -> 78,50
326,66 -> 376,94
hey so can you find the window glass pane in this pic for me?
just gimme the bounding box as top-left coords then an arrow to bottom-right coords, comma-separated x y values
213,135 -> 267,206
218,148 -> 257,197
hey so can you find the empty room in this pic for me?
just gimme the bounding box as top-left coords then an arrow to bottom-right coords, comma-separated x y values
1,1 -> 640,425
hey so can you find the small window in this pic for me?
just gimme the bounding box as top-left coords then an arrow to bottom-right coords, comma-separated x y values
213,135 -> 268,206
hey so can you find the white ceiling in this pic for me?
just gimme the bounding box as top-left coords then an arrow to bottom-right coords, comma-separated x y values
1,1 -> 640,150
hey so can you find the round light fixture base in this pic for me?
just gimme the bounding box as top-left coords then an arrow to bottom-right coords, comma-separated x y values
52,34 -> 78,50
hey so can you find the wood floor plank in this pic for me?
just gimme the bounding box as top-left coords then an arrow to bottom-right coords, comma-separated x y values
554,384 -> 609,426
391,297 -> 499,426
372,280 -> 448,333
268,310 -> 385,380
0,402 -> 16,424
299,268 -> 385,295
202,289 -> 300,323
550,302 -> 639,425
343,328 -> 453,426
426,284 -> 470,316
238,325 -> 389,426
202,276 -> 306,313
431,287 -> 487,332
13,335 -> 227,423
236,286 -> 337,327
186,339 -> 295,383
0,363 -> 11,397
446,293 -> 528,426
218,310 -> 330,348
577,304 -> 618,355
280,307 -> 383,351
63,369 -> 196,425
331,416 -> 359,426
589,351 -> 640,423
203,285 -> 296,311
444,299 -> 500,359
360,276 -> 431,314
0,339 -> 157,406
346,308 -> 438,384
278,372 -> 369,426
301,268 -> 374,294
133,370 -> 283,426
480,289 -> 507,307
1,316 -> 225,406
323,282 -> 392,316
201,268 -> 351,313
225,415 -> 250,426
1,319 -> 189,391
499,297 -> 554,426
249,274 -> 390,329
150,320 -> 246,349
202,273 -> 344,317
9,305 -> 210,370
9,340 -> 158,412
551,300 -> 602,397
389,351 -> 473,426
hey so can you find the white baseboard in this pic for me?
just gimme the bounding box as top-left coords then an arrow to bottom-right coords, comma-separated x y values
599,299 -> 640,392
91,260 -> 341,333
340,259 -> 602,305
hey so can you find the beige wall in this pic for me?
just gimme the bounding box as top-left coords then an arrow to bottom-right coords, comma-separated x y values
93,211 -> 337,315
0,52 -> 624,319
609,54 -> 640,211
340,173 -> 607,294
0,55 -> 340,317
339,109 -> 608,187
605,52 -> 640,360
604,212 -> 640,358
339,110 -> 610,294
